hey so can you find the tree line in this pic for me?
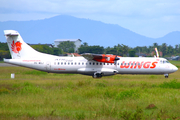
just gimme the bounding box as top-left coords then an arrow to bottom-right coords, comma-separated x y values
79,42 -> 180,57
0,42 -> 11,60
0,41 -> 180,61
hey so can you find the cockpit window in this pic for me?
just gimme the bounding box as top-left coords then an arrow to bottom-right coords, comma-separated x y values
166,60 -> 169,63
162,60 -> 170,64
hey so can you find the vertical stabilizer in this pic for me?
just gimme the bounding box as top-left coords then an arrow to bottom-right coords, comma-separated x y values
4,30 -> 39,59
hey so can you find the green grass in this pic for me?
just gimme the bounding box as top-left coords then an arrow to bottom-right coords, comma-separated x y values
169,60 -> 180,68
0,61 -> 180,120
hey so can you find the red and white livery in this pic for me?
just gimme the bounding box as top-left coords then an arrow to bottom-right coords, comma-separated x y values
4,30 -> 178,78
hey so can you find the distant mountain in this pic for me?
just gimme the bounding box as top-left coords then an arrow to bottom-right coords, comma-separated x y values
155,31 -> 180,46
0,15 -> 180,47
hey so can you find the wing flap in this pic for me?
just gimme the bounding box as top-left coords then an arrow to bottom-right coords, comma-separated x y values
81,53 -> 103,61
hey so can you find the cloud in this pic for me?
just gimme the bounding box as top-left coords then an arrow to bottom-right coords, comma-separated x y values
1,0 -> 180,17
0,0 -> 180,38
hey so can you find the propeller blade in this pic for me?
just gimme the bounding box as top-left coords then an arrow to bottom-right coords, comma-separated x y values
115,57 -> 120,61
155,48 -> 159,58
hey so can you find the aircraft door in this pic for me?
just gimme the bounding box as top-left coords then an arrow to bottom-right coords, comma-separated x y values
46,61 -> 51,70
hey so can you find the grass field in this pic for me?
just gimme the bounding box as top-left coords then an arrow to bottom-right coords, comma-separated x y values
0,61 -> 180,120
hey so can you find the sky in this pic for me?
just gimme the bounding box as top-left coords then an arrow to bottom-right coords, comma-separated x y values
0,0 -> 180,38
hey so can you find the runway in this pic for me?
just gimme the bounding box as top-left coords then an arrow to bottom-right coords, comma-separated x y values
0,63 -> 18,67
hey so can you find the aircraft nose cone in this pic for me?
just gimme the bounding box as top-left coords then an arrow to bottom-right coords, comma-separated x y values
172,65 -> 178,72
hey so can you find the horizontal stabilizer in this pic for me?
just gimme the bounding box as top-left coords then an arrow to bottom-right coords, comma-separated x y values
4,30 -> 19,36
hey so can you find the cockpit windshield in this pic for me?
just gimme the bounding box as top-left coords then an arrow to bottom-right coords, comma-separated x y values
166,60 -> 170,63
160,60 -> 170,64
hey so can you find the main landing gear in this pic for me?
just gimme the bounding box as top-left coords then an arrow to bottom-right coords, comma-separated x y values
164,74 -> 169,78
92,73 -> 103,78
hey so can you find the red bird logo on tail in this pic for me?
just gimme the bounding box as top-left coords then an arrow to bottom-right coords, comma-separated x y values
11,40 -> 22,53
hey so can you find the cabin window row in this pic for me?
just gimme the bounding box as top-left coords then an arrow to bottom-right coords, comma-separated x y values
54,62 -> 120,66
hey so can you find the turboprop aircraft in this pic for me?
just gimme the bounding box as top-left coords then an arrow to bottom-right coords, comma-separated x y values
3,30 -> 178,78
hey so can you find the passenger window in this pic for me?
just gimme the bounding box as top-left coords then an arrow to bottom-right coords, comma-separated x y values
100,63 -> 102,65
96,63 -> 98,65
78,63 -> 80,65
89,62 -> 91,65
68,63 -> 70,65
93,62 -> 95,65
104,63 -> 106,65
75,62 -> 77,65
82,62 -> 84,65
64,62 -> 66,65
118,63 -> 119,65
54,62 -> 56,65
107,63 -> 109,65
86,63 -> 88,65
71,62 -> 73,65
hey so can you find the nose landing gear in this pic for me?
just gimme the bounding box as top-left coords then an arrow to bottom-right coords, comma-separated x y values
164,74 -> 169,78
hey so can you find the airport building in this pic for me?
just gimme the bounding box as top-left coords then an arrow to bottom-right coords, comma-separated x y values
54,39 -> 82,52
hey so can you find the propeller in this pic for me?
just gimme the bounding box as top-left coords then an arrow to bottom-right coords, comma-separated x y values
155,48 -> 159,58
114,56 -> 120,72
114,56 -> 120,65
114,49 -> 120,67
115,56 -> 120,61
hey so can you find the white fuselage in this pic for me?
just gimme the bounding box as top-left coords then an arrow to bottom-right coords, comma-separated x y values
3,30 -> 178,78
4,55 -> 178,77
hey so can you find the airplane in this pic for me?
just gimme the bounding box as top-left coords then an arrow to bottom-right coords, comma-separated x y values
3,30 -> 178,78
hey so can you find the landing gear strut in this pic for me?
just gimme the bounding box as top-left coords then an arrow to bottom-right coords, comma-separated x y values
92,73 -> 103,78
164,74 -> 169,78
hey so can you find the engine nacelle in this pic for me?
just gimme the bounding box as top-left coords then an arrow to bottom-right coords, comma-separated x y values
93,54 -> 120,63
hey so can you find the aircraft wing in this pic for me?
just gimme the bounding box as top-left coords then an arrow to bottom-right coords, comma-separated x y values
81,53 -> 120,63
81,53 -> 103,61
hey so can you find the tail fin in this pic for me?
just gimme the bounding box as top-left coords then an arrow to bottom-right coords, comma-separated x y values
4,30 -> 39,59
